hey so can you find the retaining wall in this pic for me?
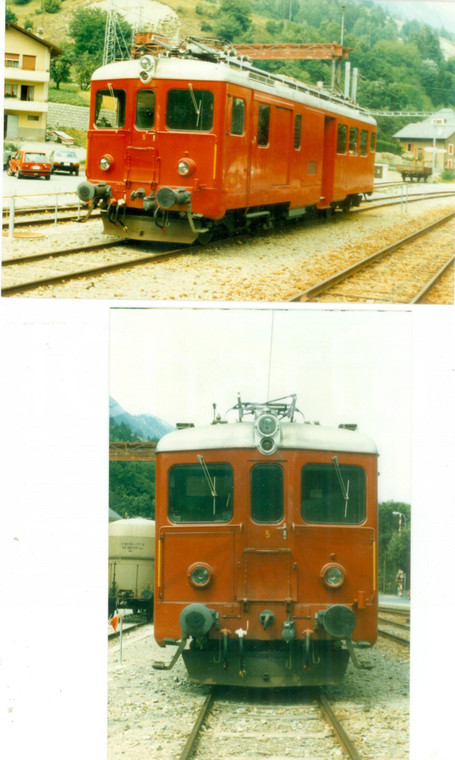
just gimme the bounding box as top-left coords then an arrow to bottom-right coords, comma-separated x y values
47,102 -> 89,131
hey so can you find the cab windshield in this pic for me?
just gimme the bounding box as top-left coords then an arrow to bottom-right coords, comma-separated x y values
166,88 -> 214,131
301,463 -> 366,524
168,462 -> 233,523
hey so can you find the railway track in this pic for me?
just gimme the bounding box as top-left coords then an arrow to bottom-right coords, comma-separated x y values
1,241 -> 185,296
179,687 -> 363,760
289,210 -> 455,303
2,189 -> 453,233
377,607 -> 410,648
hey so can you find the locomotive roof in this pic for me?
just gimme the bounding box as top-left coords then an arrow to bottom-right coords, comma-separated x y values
156,421 -> 378,455
92,57 -> 376,126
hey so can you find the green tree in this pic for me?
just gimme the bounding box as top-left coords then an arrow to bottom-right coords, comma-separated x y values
378,501 -> 411,595
5,7 -> 18,21
50,51 -> 72,89
69,7 -> 132,68
215,0 -> 253,41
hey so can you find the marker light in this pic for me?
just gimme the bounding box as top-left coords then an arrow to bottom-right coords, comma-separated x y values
99,154 -> 114,171
177,158 -> 196,177
321,563 -> 346,589
188,563 -> 213,589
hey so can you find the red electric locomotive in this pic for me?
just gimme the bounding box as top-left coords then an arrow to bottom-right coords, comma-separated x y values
153,395 -> 378,688
77,38 -> 377,244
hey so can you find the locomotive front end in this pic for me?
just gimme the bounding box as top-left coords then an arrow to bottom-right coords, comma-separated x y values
77,53 -> 222,244
153,396 -> 378,688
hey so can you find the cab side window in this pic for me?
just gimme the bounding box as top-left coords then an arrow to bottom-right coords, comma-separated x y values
257,104 -> 270,146
231,97 -> 245,135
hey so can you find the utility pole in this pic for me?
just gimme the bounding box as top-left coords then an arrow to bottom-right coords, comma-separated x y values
103,0 -> 116,66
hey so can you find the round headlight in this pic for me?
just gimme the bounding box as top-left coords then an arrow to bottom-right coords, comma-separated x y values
177,158 -> 196,177
99,154 -> 113,171
178,160 -> 190,176
140,55 -> 154,72
257,413 -> 279,437
321,563 -> 345,589
188,563 -> 213,589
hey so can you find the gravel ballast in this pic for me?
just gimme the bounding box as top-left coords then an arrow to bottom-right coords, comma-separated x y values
3,195 -> 454,302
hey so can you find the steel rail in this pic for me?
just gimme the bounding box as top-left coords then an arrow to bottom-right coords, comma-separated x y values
410,254 -> 455,304
289,211 -> 455,303
317,692 -> 362,760
2,240 -> 122,266
178,691 -> 214,760
1,246 -> 187,296
378,629 -> 410,647
378,616 -> 410,631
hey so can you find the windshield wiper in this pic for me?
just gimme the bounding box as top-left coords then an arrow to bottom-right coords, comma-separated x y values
197,455 -> 217,516
332,456 -> 350,518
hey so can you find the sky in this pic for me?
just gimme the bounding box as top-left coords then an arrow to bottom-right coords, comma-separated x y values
110,304 -> 414,504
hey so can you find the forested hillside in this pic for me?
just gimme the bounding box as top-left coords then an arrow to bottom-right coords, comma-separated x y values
6,0 -> 455,149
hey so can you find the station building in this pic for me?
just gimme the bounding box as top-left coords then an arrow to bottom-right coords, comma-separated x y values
394,109 -> 455,172
4,22 -> 62,142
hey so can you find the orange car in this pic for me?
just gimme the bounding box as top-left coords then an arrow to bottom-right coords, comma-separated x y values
7,149 -> 51,180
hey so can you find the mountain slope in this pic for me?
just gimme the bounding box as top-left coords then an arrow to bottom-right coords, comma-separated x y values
109,397 -> 174,441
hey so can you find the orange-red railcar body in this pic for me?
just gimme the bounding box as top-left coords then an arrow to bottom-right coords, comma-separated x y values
153,396 -> 378,688
78,41 -> 377,244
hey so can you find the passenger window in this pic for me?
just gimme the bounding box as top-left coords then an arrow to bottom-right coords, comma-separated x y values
301,463 -> 366,524
166,88 -> 214,131
337,123 -> 347,154
94,89 -> 126,128
251,464 -> 283,523
136,90 -> 155,129
360,129 -> 368,156
349,127 -> 358,155
294,113 -> 302,149
257,104 -> 270,146
168,463 -> 233,523
370,132 -> 376,152
231,97 -> 245,135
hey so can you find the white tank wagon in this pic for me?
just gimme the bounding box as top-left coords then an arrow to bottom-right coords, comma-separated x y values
108,517 -> 155,620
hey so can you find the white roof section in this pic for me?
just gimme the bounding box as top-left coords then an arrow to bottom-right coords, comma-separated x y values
156,421 -> 378,456
394,109 -> 455,140
92,56 -> 376,126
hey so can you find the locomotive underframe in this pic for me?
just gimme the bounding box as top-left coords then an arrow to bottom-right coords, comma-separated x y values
97,195 -> 364,244
182,639 -> 350,688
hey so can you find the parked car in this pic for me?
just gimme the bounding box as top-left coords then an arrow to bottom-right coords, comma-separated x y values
7,150 -> 51,180
49,148 -> 80,176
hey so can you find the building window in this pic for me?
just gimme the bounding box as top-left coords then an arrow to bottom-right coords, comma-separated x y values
27,115 -> 40,121
4,83 -> 18,98
5,53 -> 19,68
22,55 -> 36,71
449,144 -> 454,155
448,159 -> 453,170
20,85 -> 34,102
